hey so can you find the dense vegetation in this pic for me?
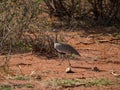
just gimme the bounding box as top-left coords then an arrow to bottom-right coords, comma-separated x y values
44,0 -> 120,28
0,0 -> 120,55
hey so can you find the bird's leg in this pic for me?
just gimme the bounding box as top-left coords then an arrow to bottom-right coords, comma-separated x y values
58,54 -> 65,65
67,58 -> 71,67
66,55 -> 71,67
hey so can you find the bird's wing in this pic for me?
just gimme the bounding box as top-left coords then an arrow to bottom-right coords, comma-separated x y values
55,43 -> 80,56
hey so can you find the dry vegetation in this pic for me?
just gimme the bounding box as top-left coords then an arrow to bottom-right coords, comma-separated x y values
0,0 -> 120,90
44,0 -> 120,28
0,0 -> 58,56
0,0 -> 120,55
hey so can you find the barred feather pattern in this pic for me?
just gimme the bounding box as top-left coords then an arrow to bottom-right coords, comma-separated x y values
54,43 -> 80,56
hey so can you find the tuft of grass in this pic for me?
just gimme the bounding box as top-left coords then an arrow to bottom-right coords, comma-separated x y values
13,41 -> 33,53
0,83 -> 34,89
25,83 -> 34,88
0,85 -> 12,90
85,78 -> 112,86
52,79 -> 81,86
113,33 -> 120,39
43,78 -> 112,87
13,75 -> 30,80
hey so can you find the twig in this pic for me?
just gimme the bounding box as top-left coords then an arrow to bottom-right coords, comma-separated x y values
18,65 -> 24,75
3,37 -> 12,73
0,27 -> 12,51
110,71 -> 120,77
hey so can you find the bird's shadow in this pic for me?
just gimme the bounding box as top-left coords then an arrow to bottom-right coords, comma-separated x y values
71,66 -> 105,72
71,66 -> 92,70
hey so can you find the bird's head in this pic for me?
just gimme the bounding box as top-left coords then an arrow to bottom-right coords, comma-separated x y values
52,29 -> 59,43
52,29 -> 59,33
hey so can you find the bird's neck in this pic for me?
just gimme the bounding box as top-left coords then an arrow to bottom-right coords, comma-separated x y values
55,33 -> 58,43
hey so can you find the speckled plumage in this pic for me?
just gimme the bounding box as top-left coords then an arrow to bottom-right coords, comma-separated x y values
54,42 -> 80,56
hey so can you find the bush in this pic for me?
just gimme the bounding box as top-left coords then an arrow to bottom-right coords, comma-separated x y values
0,0 -> 119,56
44,0 -> 120,27
0,0 -> 56,57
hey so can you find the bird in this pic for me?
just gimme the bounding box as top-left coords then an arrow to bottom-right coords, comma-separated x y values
53,29 -> 80,66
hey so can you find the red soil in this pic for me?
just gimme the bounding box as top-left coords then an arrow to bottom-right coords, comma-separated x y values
0,31 -> 120,90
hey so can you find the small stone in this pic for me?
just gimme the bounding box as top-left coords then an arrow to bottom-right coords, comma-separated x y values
35,75 -> 41,80
93,67 -> 100,72
65,67 -> 74,73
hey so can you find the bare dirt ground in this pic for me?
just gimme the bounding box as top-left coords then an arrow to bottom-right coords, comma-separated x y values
0,29 -> 120,90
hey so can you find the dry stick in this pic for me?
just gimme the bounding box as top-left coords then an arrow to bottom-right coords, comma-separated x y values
3,35 -> 12,73
0,27 -> 12,51
18,65 -> 24,75
5,39 -> 12,70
